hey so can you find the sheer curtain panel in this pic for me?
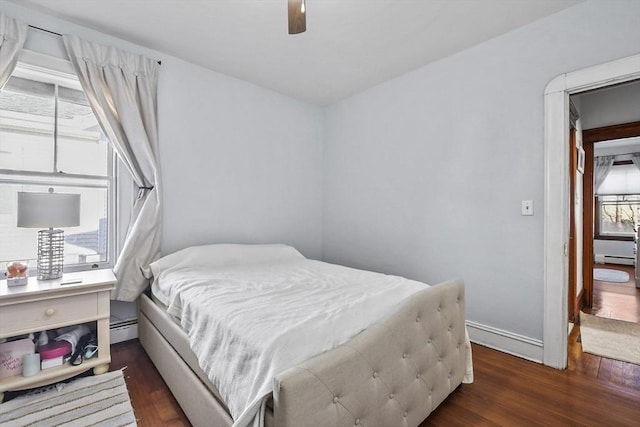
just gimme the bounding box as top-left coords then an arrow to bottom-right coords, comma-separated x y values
594,155 -> 615,194
0,13 -> 27,88
63,35 -> 162,301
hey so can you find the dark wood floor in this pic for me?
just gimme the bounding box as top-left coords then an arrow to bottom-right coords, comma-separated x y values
568,263 -> 640,391
110,341 -> 189,426
110,338 -> 640,426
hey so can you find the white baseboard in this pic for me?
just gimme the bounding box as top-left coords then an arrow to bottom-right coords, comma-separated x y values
466,320 -> 543,363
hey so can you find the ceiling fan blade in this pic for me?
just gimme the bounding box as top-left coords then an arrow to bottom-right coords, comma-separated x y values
288,0 -> 306,34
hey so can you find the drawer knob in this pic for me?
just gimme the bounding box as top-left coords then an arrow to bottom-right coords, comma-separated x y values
45,308 -> 56,316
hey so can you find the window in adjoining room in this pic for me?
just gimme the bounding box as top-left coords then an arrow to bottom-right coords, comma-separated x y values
0,62 -> 115,273
595,163 -> 640,240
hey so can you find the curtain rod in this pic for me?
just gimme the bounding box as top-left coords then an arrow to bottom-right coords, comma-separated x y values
28,24 -> 162,65
29,24 -> 61,37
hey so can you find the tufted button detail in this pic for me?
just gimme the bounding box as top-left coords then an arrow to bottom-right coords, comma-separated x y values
416,316 -> 420,322
448,374 -> 451,379
333,396 -> 339,404
389,393 -> 394,399
373,371 -> 378,378
403,411 -> 408,418
428,339 -> 432,344
437,306 -> 441,312
355,419 -> 360,426
416,373 -> 421,379
402,353 -> 407,359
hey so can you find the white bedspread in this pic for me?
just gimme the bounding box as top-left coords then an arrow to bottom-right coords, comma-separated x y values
152,258 -> 428,427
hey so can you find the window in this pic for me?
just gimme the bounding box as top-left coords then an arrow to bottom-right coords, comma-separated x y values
0,62 -> 115,273
596,195 -> 640,239
595,163 -> 640,240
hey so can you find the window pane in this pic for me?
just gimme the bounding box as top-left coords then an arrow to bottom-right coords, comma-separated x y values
599,195 -> 640,236
0,183 -> 109,269
57,91 -> 108,176
0,77 -> 55,172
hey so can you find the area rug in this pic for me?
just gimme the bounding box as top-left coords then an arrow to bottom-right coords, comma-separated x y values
580,311 -> 640,365
0,370 -> 136,426
593,268 -> 629,283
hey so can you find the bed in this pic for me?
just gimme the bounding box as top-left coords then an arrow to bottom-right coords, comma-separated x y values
138,244 -> 473,427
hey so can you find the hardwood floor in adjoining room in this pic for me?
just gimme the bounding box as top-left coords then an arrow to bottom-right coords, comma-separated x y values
110,340 -> 640,427
573,263 -> 640,391
590,263 -> 640,323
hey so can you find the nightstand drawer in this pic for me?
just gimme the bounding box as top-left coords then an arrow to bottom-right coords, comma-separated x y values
0,293 -> 98,337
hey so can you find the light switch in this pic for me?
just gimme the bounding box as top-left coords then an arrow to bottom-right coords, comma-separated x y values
522,200 -> 534,216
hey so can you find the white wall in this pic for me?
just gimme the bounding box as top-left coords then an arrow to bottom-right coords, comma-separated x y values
576,81 -> 640,130
159,59 -> 323,257
0,1 -> 324,260
323,0 -> 640,348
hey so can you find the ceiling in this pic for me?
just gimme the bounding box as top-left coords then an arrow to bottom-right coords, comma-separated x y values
595,137 -> 640,154
13,0 -> 582,106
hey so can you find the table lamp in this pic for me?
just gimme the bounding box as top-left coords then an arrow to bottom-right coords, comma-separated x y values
17,188 -> 81,280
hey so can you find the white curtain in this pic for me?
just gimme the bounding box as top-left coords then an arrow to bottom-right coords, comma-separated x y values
594,155 -> 615,194
63,35 -> 161,301
0,13 -> 27,89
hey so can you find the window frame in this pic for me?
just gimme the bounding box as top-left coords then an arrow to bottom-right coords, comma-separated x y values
594,194 -> 639,242
0,51 -> 118,273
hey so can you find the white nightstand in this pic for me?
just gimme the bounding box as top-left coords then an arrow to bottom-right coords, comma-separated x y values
0,269 -> 115,402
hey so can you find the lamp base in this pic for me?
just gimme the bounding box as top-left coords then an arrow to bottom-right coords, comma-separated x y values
37,228 -> 64,280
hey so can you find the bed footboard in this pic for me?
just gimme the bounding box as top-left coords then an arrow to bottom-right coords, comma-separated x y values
273,280 -> 471,427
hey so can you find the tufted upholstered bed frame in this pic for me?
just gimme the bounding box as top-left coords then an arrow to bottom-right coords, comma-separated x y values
138,279 -> 471,427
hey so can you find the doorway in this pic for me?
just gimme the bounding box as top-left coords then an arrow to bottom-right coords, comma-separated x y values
543,54 -> 640,369
580,119 -> 640,323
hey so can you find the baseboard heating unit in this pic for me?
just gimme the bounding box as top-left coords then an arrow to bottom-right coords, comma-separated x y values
110,319 -> 138,344
594,254 -> 635,266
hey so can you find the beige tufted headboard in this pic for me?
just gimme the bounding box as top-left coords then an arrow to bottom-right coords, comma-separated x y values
273,280 -> 472,427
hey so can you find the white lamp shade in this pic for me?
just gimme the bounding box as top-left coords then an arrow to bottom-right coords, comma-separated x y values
17,192 -> 81,228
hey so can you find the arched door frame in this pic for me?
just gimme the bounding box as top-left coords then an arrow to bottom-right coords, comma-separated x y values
543,54 -> 640,369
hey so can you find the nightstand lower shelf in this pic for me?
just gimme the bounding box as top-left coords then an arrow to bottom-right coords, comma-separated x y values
0,355 -> 110,402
